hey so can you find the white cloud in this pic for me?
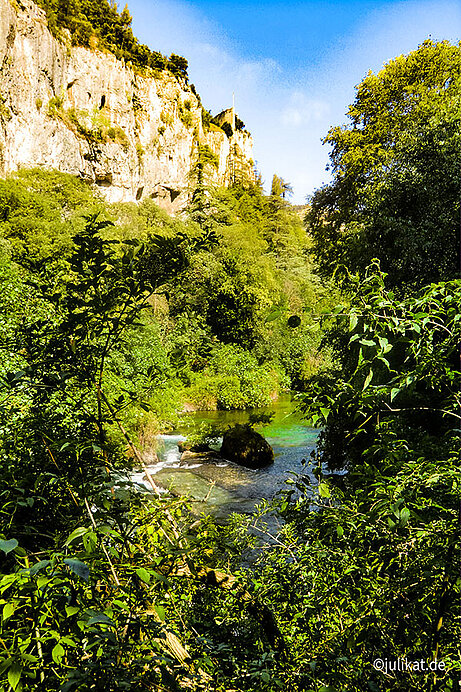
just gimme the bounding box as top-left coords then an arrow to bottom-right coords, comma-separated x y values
130,0 -> 461,203
281,92 -> 331,128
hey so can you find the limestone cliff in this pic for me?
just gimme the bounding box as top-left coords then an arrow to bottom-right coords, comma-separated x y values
0,0 -> 254,212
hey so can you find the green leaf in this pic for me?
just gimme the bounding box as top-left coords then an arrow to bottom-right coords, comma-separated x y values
29,560 -> 50,576
65,606 -> 80,617
0,539 -> 18,555
113,599 -> 130,612
60,636 -> 78,647
136,567 -> 151,583
318,482 -> 331,498
64,558 -> 90,582
349,333 -> 360,344
87,612 -> 114,626
52,643 -> 65,664
8,663 -> 21,690
363,369 -> 373,390
37,576 -> 50,590
320,407 -> 330,421
390,387 -> 400,401
337,526 -> 344,538
332,304 -> 345,315
265,309 -> 282,322
65,527 -> 88,546
154,604 -> 166,621
2,602 -> 15,620
399,508 -> 410,526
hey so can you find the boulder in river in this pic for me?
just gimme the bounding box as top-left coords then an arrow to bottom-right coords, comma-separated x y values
220,424 -> 274,469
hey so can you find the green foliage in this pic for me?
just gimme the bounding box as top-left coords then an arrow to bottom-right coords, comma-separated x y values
0,168 -> 335,689
179,107 -> 193,127
0,498 -> 262,691
304,264 -> 461,470
47,93 -> 65,114
201,108 -> 212,130
188,144 -> 221,232
270,174 -> 293,199
171,180 -> 328,394
48,101 -> 131,149
255,267 -> 461,690
34,0 -> 189,79
0,169 -> 103,268
168,53 -> 189,80
0,212 -> 194,538
307,40 -> 461,291
185,344 -> 280,410
0,228 -> 287,685
243,45 -> 461,689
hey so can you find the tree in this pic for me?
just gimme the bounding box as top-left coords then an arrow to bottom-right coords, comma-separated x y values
0,215 -> 192,540
270,174 -> 293,199
307,40 -> 461,291
188,144 -> 220,232
168,53 -> 189,81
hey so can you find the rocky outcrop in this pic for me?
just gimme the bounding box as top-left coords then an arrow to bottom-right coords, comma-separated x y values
0,0 -> 254,212
221,424 -> 274,469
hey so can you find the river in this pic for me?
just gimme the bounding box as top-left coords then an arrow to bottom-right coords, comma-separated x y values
132,394 -> 319,519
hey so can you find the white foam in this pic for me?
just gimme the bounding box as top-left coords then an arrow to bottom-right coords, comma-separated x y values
157,433 -> 186,442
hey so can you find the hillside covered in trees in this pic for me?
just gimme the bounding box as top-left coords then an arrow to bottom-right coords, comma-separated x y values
0,9 -> 459,691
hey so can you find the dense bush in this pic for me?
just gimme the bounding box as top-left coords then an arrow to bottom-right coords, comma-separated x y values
184,343 -> 281,410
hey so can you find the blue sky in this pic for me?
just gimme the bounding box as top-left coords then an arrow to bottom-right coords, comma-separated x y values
128,0 -> 461,203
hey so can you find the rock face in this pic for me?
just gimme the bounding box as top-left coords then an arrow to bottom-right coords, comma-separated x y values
221,424 -> 274,469
0,0 -> 254,212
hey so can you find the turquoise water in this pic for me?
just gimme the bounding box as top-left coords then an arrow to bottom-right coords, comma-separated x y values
135,394 -> 319,517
